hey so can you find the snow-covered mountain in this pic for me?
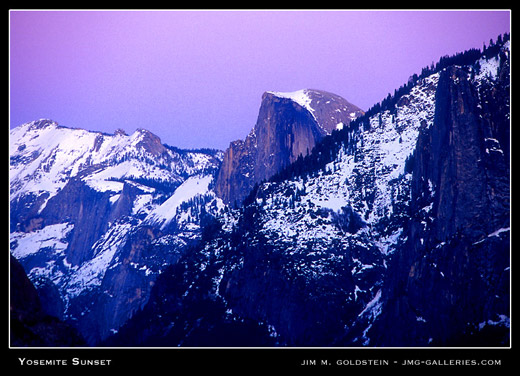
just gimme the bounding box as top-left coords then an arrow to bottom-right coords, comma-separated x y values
107,36 -> 510,347
10,35 -> 510,347
10,121 -> 221,233
10,121 -> 224,344
107,69 -> 441,346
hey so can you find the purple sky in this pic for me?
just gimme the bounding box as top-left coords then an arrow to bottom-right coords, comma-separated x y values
10,10 -> 510,150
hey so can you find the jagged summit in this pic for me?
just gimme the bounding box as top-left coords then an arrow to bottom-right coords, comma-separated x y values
131,127 -> 166,156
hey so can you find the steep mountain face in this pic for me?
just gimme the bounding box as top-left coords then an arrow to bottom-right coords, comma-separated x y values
214,89 -> 364,205
371,54 -> 510,346
107,38 -> 509,347
10,122 -> 224,344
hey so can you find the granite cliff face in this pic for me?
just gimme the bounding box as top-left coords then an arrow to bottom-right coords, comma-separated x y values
371,56 -> 510,346
215,89 -> 363,205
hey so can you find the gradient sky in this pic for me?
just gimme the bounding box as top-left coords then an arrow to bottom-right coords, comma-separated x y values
9,10 -> 510,150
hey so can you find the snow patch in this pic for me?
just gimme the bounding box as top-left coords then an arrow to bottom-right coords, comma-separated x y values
11,223 -> 74,259
476,55 -> 500,82
358,289 -> 382,318
66,223 -> 132,298
268,89 -> 317,120
145,175 -> 213,230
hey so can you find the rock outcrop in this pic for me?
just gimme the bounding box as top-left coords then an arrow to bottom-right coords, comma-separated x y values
10,255 -> 85,346
215,89 -> 363,205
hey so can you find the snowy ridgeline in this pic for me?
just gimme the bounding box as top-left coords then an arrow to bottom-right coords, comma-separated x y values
9,121 -> 224,310
205,47 -> 510,345
9,121 -> 218,213
145,174 -> 225,230
9,68 -> 439,321
250,44 -> 508,257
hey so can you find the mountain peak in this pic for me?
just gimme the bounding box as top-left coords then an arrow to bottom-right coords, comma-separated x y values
131,128 -> 165,156
215,89 -> 365,204
265,89 -> 364,133
26,118 -> 59,130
